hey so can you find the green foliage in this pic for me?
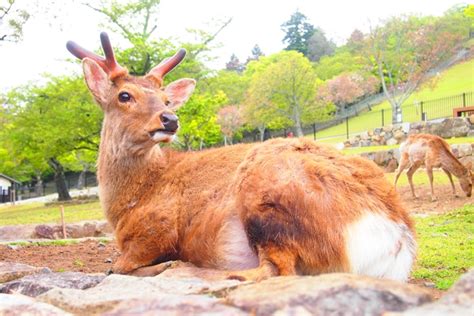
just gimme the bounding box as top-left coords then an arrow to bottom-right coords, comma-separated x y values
1,76 -> 101,181
199,69 -> 249,105
176,92 -> 226,150
244,51 -> 332,136
281,11 -> 315,56
412,206 -> 474,289
314,49 -> 368,81
0,0 -> 30,42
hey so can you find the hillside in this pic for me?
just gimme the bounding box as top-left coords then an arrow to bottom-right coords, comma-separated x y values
313,58 -> 474,143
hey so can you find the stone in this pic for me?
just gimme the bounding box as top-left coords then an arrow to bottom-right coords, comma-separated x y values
0,293 -> 70,316
0,262 -> 51,283
457,143 -> 472,157
0,225 -> 36,242
388,269 -> 474,316
104,295 -> 246,316
468,130 -> 474,137
385,158 -> 399,173
33,221 -> 113,240
360,131 -> 369,140
393,130 -> 406,141
386,138 -> 398,146
34,225 -> 57,239
469,114 -> 474,125
383,125 -> 393,133
37,273 -> 242,314
0,272 -> 105,297
226,274 -> 433,316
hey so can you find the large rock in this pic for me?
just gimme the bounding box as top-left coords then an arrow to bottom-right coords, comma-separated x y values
0,225 -> 36,241
104,295 -> 246,316
0,293 -> 70,315
33,221 -> 112,239
389,269 -> 474,316
425,118 -> 471,138
226,274 -> 434,316
0,262 -> 51,283
0,272 -> 105,297
37,273 -> 242,314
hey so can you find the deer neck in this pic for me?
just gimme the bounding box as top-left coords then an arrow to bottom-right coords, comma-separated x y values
441,151 -> 467,178
96,121 -> 169,228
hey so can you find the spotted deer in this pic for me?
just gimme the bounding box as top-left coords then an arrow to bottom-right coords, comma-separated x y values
394,133 -> 473,201
66,33 -> 416,282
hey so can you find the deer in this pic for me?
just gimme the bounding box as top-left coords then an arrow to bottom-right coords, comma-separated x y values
66,32 -> 416,282
394,133 -> 473,201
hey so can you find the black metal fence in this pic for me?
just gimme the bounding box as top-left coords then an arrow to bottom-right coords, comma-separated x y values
241,91 -> 473,142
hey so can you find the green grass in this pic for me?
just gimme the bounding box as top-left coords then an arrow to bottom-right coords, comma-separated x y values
0,201 -> 104,226
313,58 -> 474,142
412,205 -> 474,290
384,170 -> 453,187
340,136 -> 474,155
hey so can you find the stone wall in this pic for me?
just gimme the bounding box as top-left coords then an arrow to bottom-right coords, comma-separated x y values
359,143 -> 474,172
344,116 -> 474,148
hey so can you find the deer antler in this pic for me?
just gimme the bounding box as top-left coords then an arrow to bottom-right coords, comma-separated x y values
146,49 -> 187,86
66,32 -> 128,80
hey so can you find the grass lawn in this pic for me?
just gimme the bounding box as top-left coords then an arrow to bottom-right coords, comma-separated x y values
412,204 -> 474,290
312,58 -> 474,141
0,201 -> 104,226
384,170 -> 453,187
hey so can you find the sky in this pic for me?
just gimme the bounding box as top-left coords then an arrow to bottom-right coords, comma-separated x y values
0,0 -> 466,91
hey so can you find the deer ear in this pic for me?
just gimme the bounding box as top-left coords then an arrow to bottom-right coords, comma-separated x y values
164,78 -> 196,111
82,58 -> 112,106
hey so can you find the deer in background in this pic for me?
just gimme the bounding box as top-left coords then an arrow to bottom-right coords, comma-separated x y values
67,32 -> 416,282
394,134 -> 473,201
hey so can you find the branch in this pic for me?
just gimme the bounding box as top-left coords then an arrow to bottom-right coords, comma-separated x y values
192,17 -> 233,57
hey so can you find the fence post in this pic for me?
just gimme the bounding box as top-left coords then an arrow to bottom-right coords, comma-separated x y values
381,109 -> 384,127
346,117 -> 349,140
60,205 -> 67,239
420,101 -> 424,121
312,123 -> 316,140
463,93 -> 466,107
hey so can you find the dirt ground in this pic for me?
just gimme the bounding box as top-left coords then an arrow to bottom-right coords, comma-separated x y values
1,183 -> 471,300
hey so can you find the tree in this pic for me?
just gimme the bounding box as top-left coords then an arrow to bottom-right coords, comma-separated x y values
225,53 -> 245,72
281,11 -> 315,56
307,27 -> 335,62
346,29 -> 364,52
245,51 -> 329,137
246,44 -> 264,63
314,50 -> 367,81
0,0 -> 30,42
217,105 -> 242,145
4,76 -> 101,200
200,69 -> 249,105
368,15 -> 468,123
177,92 -> 225,150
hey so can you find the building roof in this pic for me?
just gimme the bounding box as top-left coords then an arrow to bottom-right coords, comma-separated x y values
0,173 -> 21,185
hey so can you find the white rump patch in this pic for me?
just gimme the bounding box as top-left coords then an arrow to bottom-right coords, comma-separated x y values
217,216 -> 259,270
346,212 -> 416,282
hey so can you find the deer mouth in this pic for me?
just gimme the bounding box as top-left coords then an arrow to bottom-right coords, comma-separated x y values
149,129 -> 177,142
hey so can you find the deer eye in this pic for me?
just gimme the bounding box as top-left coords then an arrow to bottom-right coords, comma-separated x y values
118,92 -> 132,103
165,100 -> 170,106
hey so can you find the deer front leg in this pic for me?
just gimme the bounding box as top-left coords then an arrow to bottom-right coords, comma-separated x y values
426,166 -> 437,201
406,164 -> 421,199
442,168 -> 457,197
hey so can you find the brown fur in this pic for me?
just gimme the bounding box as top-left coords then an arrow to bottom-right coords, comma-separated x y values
394,133 -> 473,200
72,48 -> 415,281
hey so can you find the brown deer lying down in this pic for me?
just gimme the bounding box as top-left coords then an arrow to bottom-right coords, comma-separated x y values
394,134 -> 473,201
67,33 -> 416,282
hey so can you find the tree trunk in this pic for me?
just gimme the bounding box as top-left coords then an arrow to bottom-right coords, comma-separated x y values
258,126 -> 266,142
34,174 -> 44,196
48,158 -> 72,201
391,102 -> 402,124
77,166 -> 88,190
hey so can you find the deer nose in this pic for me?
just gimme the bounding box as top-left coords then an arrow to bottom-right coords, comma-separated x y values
160,113 -> 178,132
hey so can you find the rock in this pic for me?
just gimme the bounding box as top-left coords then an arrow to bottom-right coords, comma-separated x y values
104,295 -> 246,316
37,273 -> 242,314
383,125 -> 393,133
388,269 -> 474,316
0,225 -> 36,241
386,138 -> 398,146
360,131 -> 369,140
393,130 -> 406,141
385,158 -> 399,173
469,114 -> 474,125
226,274 -> 433,316
469,130 -> 474,137
0,293 -> 70,315
0,262 -> 51,283
0,272 -> 105,297
34,225 -> 56,239
457,143 -> 472,157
